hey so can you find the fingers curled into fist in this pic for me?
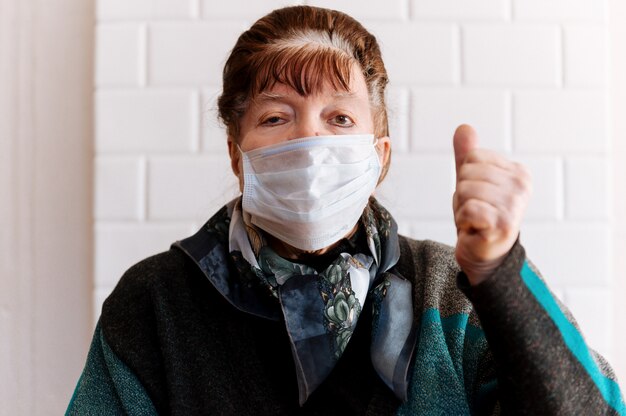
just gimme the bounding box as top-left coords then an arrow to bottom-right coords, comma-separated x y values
452,124 -> 532,285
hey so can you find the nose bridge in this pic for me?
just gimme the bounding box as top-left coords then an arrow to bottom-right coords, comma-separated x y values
291,108 -> 326,140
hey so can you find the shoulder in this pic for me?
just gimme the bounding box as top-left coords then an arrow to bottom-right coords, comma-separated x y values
96,248 -> 208,414
397,235 -> 473,315
99,247 -> 215,332
102,249 -> 188,309
114,248 -> 189,290
397,235 -> 460,281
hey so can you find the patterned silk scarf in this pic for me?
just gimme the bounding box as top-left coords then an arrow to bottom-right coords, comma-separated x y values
174,197 -> 417,405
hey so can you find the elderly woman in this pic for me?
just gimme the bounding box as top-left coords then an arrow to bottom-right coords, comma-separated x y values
68,5 -> 624,415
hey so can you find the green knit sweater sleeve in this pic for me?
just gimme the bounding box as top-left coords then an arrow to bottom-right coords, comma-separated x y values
66,322 -> 158,416
459,240 -> 625,415
396,237 -> 624,416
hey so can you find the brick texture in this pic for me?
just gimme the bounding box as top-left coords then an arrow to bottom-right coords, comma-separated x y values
366,23 -> 458,85
148,22 -> 247,86
513,0 -> 606,21
147,155 -> 239,221
463,25 -> 560,86
95,24 -> 144,87
514,91 -> 608,152
95,1 -> 614,361
377,154 -> 455,219
95,223 -> 193,287
95,156 -> 144,220
521,223 -> 610,287
96,90 -> 198,153
564,25 -> 608,87
411,89 -> 510,151
515,156 -> 562,220
202,0 -> 303,19
97,0 -> 196,20
565,156 -> 609,219
565,287 -> 613,362
307,0 -> 407,21
413,0 -> 508,20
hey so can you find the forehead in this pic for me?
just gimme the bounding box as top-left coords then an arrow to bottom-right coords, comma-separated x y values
251,64 -> 370,105
247,33 -> 369,97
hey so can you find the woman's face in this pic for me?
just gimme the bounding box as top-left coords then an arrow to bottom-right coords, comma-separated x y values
228,64 -> 390,186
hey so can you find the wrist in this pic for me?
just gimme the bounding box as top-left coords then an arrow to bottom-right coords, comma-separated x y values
462,254 -> 507,285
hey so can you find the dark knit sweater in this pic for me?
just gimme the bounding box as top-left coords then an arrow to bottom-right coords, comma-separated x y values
67,229 -> 625,415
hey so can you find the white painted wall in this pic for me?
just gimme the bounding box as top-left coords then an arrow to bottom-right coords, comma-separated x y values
0,0 -> 94,414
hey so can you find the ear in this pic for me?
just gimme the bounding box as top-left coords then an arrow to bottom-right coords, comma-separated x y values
227,137 -> 244,192
375,136 -> 391,168
227,137 -> 241,176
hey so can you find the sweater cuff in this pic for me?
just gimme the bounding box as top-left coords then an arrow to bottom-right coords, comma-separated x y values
456,238 -> 526,304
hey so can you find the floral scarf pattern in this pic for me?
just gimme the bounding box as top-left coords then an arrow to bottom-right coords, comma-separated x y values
258,247 -> 372,359
173,197 -> 416,406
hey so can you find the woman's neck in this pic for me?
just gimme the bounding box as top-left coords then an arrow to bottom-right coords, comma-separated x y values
265,224 -> 359,261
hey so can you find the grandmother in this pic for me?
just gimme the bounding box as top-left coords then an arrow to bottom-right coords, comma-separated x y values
68,5 -> 625,415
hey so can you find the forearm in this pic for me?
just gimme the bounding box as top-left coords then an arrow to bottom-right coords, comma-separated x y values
458,241 -> 625,415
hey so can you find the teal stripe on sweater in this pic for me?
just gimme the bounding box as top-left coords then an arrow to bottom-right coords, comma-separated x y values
520,261 -> 626,415
66,324 -> 158,416
421,309 -> 484,344
399,308 -> 490,415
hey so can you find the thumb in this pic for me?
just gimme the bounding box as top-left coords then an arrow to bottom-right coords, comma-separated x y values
453,124 -> 480,176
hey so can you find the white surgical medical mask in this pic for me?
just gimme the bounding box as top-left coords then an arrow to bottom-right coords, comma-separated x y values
240,134 -> 382,251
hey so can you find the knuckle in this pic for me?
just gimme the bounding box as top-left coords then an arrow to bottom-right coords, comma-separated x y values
497,214 -> 514,233
458,163 -> 472,179
465,149 -> 482,164
455,181 -> 471,199
511,173 -> 526,189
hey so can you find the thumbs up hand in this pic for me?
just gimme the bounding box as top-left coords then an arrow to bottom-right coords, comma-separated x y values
452,124 -> 532,285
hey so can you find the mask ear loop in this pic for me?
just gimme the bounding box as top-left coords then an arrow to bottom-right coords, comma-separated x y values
373,137 -> 382,159
372,136 -> 386,185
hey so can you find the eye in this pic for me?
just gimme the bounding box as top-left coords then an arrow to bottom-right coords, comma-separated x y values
331,114 -> 355,127
260,115 -> 287,126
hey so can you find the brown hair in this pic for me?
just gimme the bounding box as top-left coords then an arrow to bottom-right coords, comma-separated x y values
217,6 -> 391,177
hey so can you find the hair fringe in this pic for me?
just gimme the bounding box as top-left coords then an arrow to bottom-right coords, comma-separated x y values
250,44 -> 355,97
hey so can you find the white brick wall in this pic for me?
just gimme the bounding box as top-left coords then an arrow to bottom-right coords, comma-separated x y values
513,0 -> 606,21
94,0 -> 614,363
367,23 -> 459,85
514,90 -> 608,152
564,25 -> 607,87
95,156 -> 144,220
463,25 -> 561,87
95,24 -> 145,86
411,89 -> 510,151
515,156 -> 562,220
96,90 -> 199,152
413,0 -> 509,20
148,22 -> 246,86
147,155 -> 238,220
565,156 -> 610,219
201,0 -> 303,19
